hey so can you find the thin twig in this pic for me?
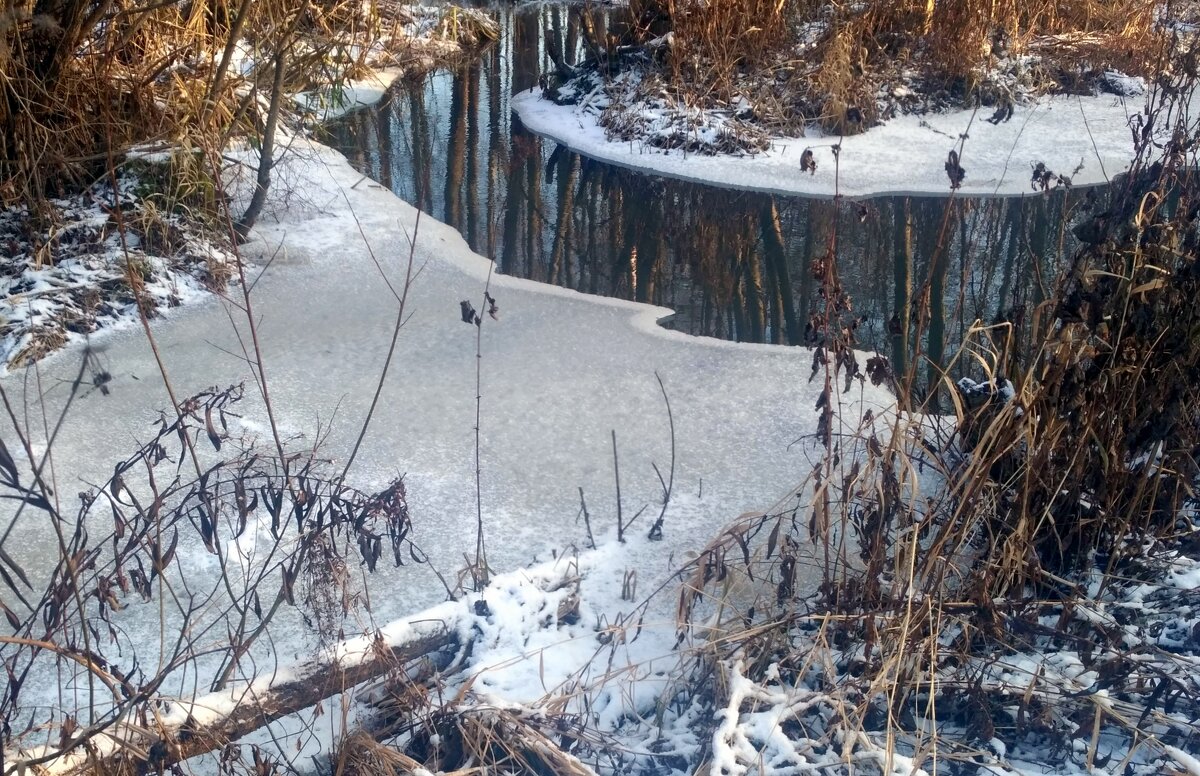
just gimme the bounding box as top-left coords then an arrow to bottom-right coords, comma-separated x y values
578,487 -> 595,550
647,372 -> 675,541
612,429 -> 624,543
341,210 -> 421,480
473,260 -> 496,589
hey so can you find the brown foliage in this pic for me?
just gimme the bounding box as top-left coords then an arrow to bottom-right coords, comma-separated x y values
624,0 -> 1161,133
668,35 -> 1200,771
0,0 -> 398,207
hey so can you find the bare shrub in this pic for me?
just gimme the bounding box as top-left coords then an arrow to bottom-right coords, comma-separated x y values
663,34 -> 1200,773
0,383 -> 424,763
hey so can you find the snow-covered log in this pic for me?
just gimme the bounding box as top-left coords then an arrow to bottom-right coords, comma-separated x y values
14,562 -> 580,775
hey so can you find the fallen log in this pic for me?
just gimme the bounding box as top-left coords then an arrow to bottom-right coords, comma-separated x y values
14,562 -> 579,775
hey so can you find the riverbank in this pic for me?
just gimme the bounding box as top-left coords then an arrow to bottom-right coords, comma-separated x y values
0,5 -> 497,372
511,0 -> 1189,198
535,0 -> 1167,153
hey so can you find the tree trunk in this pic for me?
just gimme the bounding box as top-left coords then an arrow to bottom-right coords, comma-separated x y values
234,47 -> 287,241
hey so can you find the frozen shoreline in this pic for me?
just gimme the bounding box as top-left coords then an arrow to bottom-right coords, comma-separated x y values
512,88 -> 1144,198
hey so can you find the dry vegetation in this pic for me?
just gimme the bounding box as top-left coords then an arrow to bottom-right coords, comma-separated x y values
0,0 -> 497,207
3,0 -> 286,205
657,37 -> 1200,773
548,0 -> 1175,147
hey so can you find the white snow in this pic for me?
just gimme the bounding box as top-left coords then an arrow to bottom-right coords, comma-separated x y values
512,88 -> 1145,198
1167,746 -> 1200,776
0,178 -> 233,371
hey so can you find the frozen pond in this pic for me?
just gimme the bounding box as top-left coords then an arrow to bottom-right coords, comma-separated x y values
0,25 -> 893,752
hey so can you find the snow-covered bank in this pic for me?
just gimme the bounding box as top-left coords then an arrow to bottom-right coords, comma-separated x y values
512,88 -> 1143,198
0,5 -> 496,373
0,173 -> 235,372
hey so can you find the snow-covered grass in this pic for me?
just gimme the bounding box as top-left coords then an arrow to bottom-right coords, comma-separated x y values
560,0 -> 1160,143
0,171 -> 232,371
520,0 -> 1176,195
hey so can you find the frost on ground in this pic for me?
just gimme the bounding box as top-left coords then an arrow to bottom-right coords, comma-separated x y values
541,63 -> 777,156
0,170 -> 232,370
660,539 -> 1200,776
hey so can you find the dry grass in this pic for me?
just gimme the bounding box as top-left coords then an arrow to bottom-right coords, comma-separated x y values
623,0 -> 1164,133
2,0 -> 246,204
0,0 -> 490,210
353,680 -> 605,776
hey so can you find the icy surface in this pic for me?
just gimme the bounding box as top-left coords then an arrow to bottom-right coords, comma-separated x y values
0,134 -> 894,716
512,89 -> 1143,198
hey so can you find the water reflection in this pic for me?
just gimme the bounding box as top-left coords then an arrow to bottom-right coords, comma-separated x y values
327,5 -> 1102,372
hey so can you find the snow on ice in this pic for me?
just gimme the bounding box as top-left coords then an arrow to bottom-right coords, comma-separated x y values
512,88 -> 1144,198
1,120 -> 897,772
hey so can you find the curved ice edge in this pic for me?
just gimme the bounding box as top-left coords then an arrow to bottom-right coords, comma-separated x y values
431,213 -> 797,356
511,88 -> 1140,200
287,73 -> 810,355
